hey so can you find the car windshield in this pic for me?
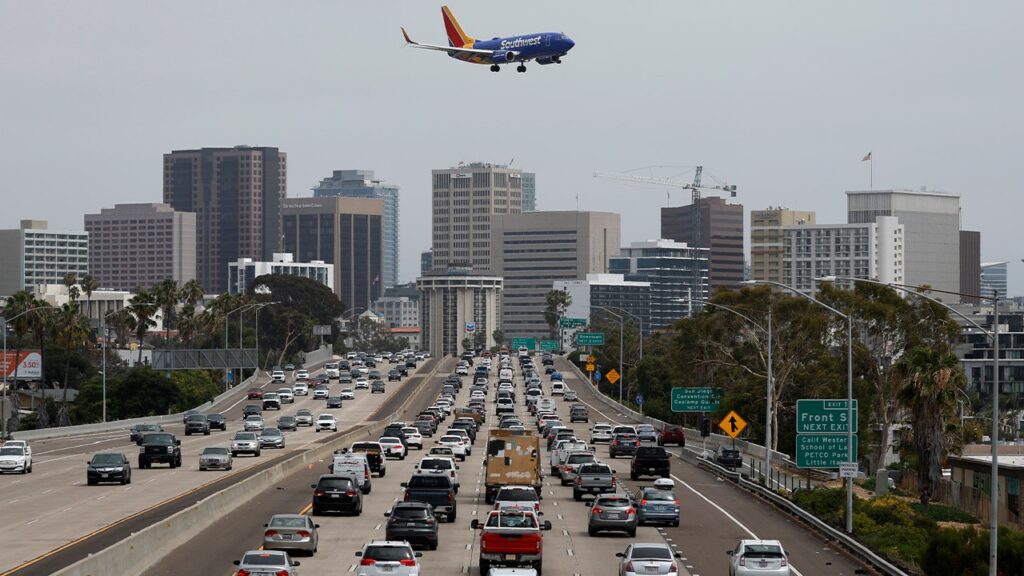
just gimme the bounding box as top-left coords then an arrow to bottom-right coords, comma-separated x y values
142,424 -> 161,431
268,516 -> 308,528
643,489 -> 675,502
297,410 -> 312,416
0,447 -> 24,456
90,453 -> 122,465
419,459 -> 451,470
485,512 -> 538,529
234,432 -> 257,440
615,434 -> 638,441
440,436 -> 461,443
364,545 -> 414,561
632,546 -> 672,560
279,417 -> 295,422
241,552 -> 287,566
262,429 -> 281,436
497,490 -> 538,501
145,434 -> 174,445
743,544 -> 785,558
391,507 -> 430,519
186,415 -> 205,422
580,464 -> 611,474
202,447 -> 229,455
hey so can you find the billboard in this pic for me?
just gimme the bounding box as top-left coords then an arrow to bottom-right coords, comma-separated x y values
1,351 -> 42,380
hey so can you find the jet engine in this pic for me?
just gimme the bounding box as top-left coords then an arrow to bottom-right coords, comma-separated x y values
491,50 -> 517,64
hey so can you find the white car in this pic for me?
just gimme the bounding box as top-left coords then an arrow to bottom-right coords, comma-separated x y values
295,369 -> 310,381
470,390 -> 486,401
354,378 -> 370,390
276,388 -> 294,403
590,423 -> 614,443
355,540 -> 422,576
444,429 -> 473,454
340,388 -> 356,400
316,414 -> 338,432
435,400 -> 452,414
0,444 -> 33,474
492,485 -> 541,515
292,382 -> 309,396
551,381 -> 566,395
324,363 -> 340,378
312,386 -> 330,399
415,456 -> 459,491
455,365 -> 469,376
438,435 -> 468,461
727,539 -> 792,576
401,427 -> 424,450
378,437 -> 407,460
243,415 -> 264,431
270,370 -> 286,383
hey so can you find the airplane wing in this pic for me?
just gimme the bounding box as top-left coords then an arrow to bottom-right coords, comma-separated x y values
401,27 -> 495,59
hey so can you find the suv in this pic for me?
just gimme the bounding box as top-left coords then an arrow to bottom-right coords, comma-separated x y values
184,413 -> 210,436
262,392 -> 282,411
311,475 -> 363,515
354,541 -> 422,576
609,433 -> 641,459
631,446 -> 671,479
384,502 -> 439,550
659,425 -> 686,447
231,431 -> 261,457
716,446 -> 743,469
138,433 -> 182,469
371,381 -> 386,394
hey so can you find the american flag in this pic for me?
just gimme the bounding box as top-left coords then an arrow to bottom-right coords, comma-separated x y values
862,152 -> 872,162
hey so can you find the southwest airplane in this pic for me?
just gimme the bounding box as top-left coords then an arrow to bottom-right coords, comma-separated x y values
401,6 -> 575,72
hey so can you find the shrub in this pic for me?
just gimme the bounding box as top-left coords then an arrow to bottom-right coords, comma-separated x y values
863,496 -> 914,527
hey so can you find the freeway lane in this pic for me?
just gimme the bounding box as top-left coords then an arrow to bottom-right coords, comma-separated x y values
0,358 -> 436,576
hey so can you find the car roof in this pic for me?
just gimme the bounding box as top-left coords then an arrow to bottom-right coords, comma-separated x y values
364,540 -> 415,548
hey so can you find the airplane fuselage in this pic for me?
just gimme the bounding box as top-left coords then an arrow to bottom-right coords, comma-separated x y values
453,32 -> 575,65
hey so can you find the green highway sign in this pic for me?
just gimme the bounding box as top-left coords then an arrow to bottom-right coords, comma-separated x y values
575,332 -> 606,346
796,433 -> 858,469
796,399 -> 858,434
540,340 -> 559,351
671,387 -> 722,412
511,337 -> 536,350
559,317 -> 587,328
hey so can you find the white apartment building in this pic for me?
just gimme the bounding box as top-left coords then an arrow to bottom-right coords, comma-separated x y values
782,216 -> 904,293
227,253 -> 334,295
0,220 -> 89,297
372,296 -> 420,328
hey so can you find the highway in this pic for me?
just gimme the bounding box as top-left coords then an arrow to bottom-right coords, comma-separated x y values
143,355 -> 868,576
0,357 -> 439,576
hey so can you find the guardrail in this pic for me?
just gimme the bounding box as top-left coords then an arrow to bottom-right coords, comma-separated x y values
53,357 -> 450,576
562,357 -> 908,576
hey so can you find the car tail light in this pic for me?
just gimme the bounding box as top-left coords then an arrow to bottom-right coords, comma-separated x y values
669,563 -> 678,573
360,558 -> 377,566
781,556 -> 788,566
297,530 -> 311,538
674,499 -> 679,506
345,490 -> 357,497
447,492 -> 454,502
574,477 -> 582,485
624,561 -> 634,572
264,529 -> 278,537
592,506 -> 603,514
313,490 -> 325,497
641,499 -> 648,506
562,465 -> 572,473
611,477 -> 617,486
611,440 -> 619,446
738,556 -> 746,566
634,441 -> 641,447
399,559 -> 417,567
404,492 -> 410,502
237,570 -> 251,576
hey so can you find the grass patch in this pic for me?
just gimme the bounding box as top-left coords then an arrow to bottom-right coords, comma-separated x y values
910,503 -> 978,524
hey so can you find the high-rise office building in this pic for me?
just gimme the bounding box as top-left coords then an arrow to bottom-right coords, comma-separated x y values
163,146 -> 286,294
227,253 -> 333,295
609,239 -> 709,330
522,172 -> 537,211
0,220 -> 89,297
490,211 -> 620,339
661,196 -> 744,291
84,203 -> 196,291
750,208 -> 816,283
312,170 -> 400,289
431,162 -> 523,273
555,273 -> 651,342
421,250 -> 433,275
981,262 -> 1008,300
780,216 -> 904,293
417,272 -> 502,357
280,196 -> 383,312
847,189 -> 960,298
960,231 -> 981,303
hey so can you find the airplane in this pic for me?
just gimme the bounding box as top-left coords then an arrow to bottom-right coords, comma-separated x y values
401,5 -> 575,73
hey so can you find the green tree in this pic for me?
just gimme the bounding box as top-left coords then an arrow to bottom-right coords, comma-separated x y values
114,367 -> 180,418
52,302 -> 91,426
152,279 -> 179,342
171,370 -> 219,412
129,289 -> 157,362
79,273 -> 98,323
492,328 -> 506,348
3,291 -> 36,392
473,331 -> 487,350
179,279 -> 205,307
461,337 -> 473,354
543,289 -> 572,340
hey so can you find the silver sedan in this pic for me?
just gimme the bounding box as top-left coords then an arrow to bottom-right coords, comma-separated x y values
198,447 -> 233,471
617,543 -> 682,576
587,494 -> 637,537
263,514 -> 319,556
233,550 -> 300,575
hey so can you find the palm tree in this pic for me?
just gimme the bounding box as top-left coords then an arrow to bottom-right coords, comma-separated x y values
177,304 -> 197,348
53,302 -> 90,426
79,273 -> 99,325
129,289 -> 157,363
3,291 -> 35,390
896,346 -> 964,506
152,279 -> 179,342
180,279 -> 204,307
107,308 -> 136,349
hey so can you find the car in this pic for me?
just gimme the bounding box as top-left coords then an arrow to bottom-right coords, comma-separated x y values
569,408 -> 589,423
316,414 -> 338,432
609,433 -> 641,458
354,540 -> 423,576
284,363 -> 295,371
231,431 -> 261,457
378,436 -> 407,460
445,427 -> 474,449
633,480 -> 680,527
130,423 -> 164,444
312,385 -> 330,399
492,485 -> 541,515
261,513 -> 321,556
559,451 -> 597,485
263,392 -> 282,411
471,510 -> 552,575
294,407 -> 313,426
616,543 -> 683,576
413,419 -> 434,437
717,446 -> 744,469
340,387 -> 356,400
636,425 -> 658,445
207,413 -> 227,431
371,381 -> 386,394
260,427 -> 286,449
573,463 -> 618,501
401,427 -> 424,450
85,452 -> 130,484
438,435 -> 468,461
138,432 -> 182,469
659,425 -> 686,447
311,474 -> 363,515
339,371 -> 354,384
326,396 -> 344,409
550,382 -> 566,395
325,362 -> 341,379
293,381 -> 309,396
368,370 -> 382,381
184,413 -> 210,436
233,549 -> 300,575
180,409 -> 201,424
277,388 -> 295,403
388,370 -> 402,381
587,494 -> 637,537
243,404 -> 262,418
564,390 -> 579,402
277,415 -> 298,431
355,378 -> 370,390
330,452 -> 373,494
727,539 -> 792,576
243,415 -> 265,432
247,387 -> 264,399
415,456 -> 460,492
199,446 -> 233,471
295,369 -> 310,381
384,502 -> 439,550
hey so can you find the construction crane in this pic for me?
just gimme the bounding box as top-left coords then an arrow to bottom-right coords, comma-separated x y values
593,166 -> 737,246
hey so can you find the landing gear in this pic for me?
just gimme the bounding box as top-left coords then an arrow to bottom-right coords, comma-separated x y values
490,64 -> 500,72
516,64 -> 527,73
552,56 -> 561,64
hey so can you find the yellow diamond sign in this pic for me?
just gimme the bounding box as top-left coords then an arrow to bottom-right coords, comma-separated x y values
586,355 -> 597,363
606,369 -> 620,384
718,410 -> 747,439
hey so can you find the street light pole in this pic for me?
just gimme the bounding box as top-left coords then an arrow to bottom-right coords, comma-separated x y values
598,305 -> 644,361
593,306 -> 625,404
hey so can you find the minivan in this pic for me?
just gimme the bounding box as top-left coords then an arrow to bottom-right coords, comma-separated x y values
331,453 -> 373,494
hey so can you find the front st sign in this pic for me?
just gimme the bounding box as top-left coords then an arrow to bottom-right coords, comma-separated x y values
796,399 -> 858,434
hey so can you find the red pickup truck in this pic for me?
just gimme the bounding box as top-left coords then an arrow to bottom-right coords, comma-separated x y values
470,509 -> 552,574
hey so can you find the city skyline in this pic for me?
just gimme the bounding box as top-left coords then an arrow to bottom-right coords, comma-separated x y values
1,1 -> 1022,294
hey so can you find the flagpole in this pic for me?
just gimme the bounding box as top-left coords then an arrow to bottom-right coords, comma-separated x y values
870,157 -> 873,189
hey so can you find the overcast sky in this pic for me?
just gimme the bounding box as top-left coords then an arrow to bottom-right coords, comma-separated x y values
2,1 -> 1022,294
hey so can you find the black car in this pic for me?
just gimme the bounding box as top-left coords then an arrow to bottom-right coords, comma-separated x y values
326,396 -> 344,409
716,446 -> 743,469
388,370 -> 402,381
405,360 -> 417,368
130,423 -> 163,444
385,502 -> 439,550
207,413 -> 227,430
243,404 -> 262,418
311,475 -> 363,515
277,415 -> 298,431
371,381 -> 386,394
138,433 -> 182,469
184,413 -> 210,436
397,365 -> 409,377
87,452 -> 131,485
317,374 -> 331,385
181,409 -> 201,424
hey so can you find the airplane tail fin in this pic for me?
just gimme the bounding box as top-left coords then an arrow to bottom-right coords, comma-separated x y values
442,5 -> 474,47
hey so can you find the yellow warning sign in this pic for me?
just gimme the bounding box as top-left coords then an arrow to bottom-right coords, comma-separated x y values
718,410 -> 747,439
586,355 -> 597,363
606,369 -> 620,384
586,363 -> 595,372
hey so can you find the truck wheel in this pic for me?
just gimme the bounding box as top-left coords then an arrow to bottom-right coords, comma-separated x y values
448,508 -> 456,521
534,560 -> 543,575
185,431 -> 191,436
550,466 -> 558,476
479,559 -> 490,575
204,430 -> 210,436
628,527 -> 636,537
573,490 -> 582,501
